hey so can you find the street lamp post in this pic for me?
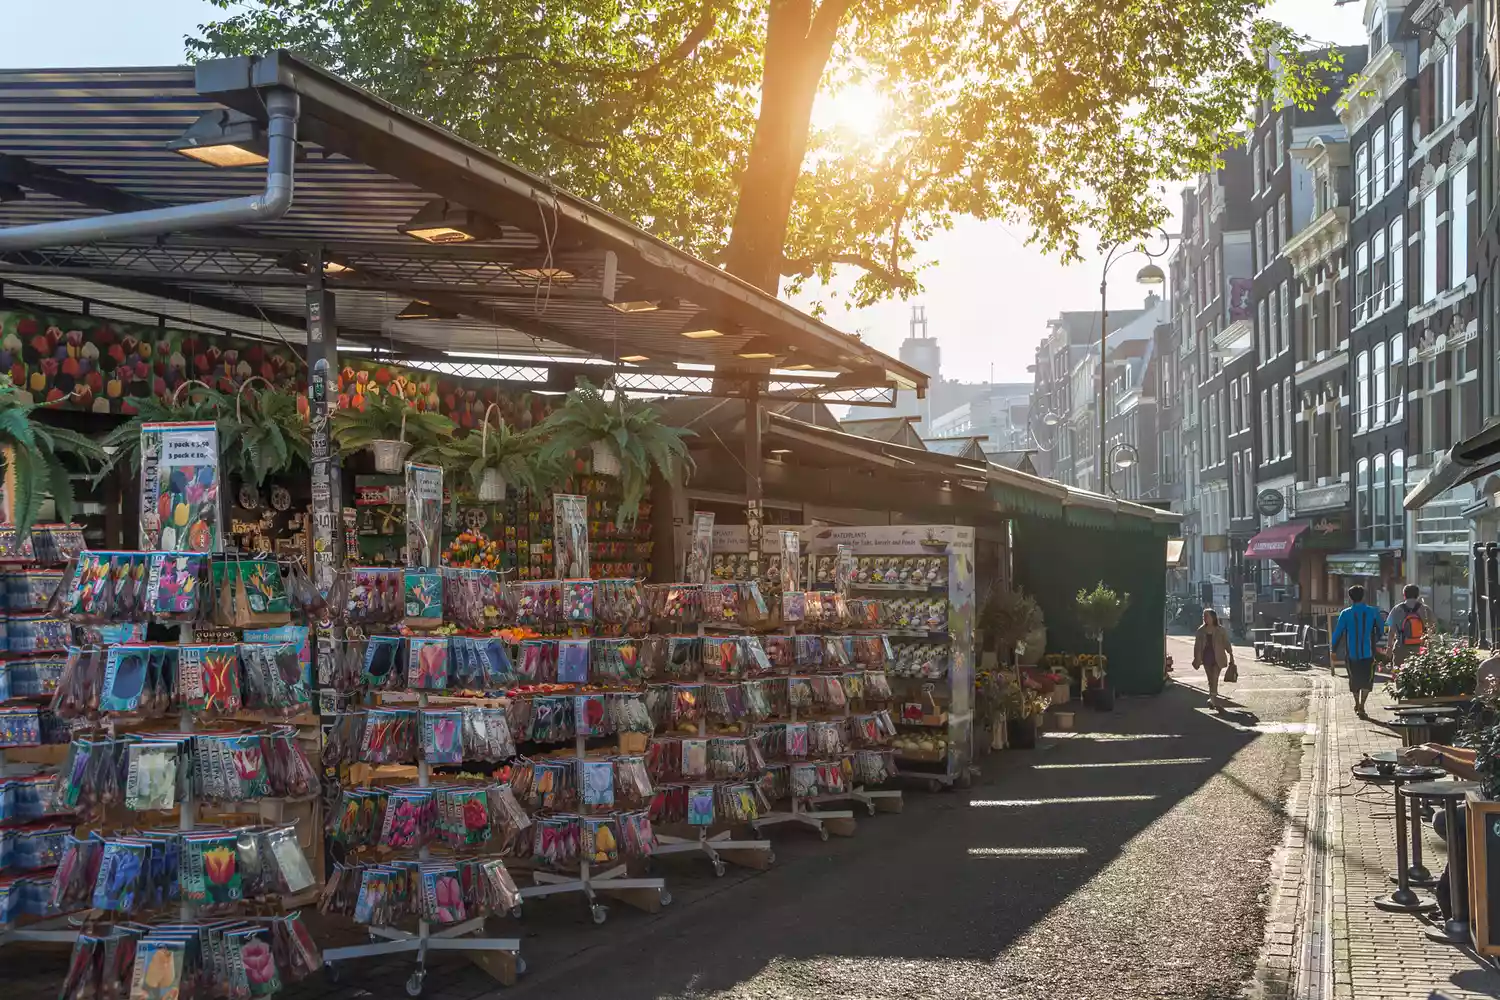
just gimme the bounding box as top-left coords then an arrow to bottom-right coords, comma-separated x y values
1097,230 -> 1172,490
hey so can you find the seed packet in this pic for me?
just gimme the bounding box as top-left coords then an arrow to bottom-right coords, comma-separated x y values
480,638 -> 515,688
562,579 -> 595,624
552,494 -> 589,579
420,710 -> 463,764
228,925 -> 281,998
129,937 -> 186,1000
361,635 -> 402,688
406,637 -> 449,690
781,590 -> 806,623
556,639 -> 590,684
100,647 -> 150,713
574,695 -> 606,737
403,570 -> 443,629
687,786 -> 715,826
123,742 -> 178,812
404,463 -> 444,569
516,640 -> 557,684
581,816 -> 620,864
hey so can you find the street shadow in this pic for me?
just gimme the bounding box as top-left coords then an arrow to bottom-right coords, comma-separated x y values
1445,966 -> 1500,997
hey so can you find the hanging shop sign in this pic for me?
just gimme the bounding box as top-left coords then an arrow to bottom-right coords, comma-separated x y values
1256,489 -> 1285,517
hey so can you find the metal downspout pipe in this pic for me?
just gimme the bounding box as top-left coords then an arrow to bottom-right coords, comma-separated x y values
0,88 -> 299,251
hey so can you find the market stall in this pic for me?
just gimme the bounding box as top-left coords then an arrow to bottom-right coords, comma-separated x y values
0,51 -> 932,997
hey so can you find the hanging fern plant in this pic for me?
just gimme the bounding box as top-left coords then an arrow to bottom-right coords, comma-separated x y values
226,385 -> 311,486
93,383 -> 235,482
436,419 -> 557,499
0,375 -> 107,537
331,391 -> 455,469
535,377 -> 694,526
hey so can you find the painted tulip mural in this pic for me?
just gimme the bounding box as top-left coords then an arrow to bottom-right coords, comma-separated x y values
0,309 -> 307,413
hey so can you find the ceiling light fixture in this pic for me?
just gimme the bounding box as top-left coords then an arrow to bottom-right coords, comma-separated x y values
735,335 -> 785,361
398,199 -> 501,243
619,354 -> 650,363
167,109 -> 274,167
396,299 -> 457,321
512,265 -> 576,283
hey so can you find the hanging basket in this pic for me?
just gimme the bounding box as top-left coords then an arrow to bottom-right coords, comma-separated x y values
590,440 -> 622,478
478,467 -> 508,502
371,408 -> 411,474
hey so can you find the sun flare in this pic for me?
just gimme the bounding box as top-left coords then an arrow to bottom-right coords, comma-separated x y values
814,81 -> 888,139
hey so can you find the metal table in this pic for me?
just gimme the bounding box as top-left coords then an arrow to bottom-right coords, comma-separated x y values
1367,751 -> 1439,884
1401,779 -> 1483,945
1353,764 -> 1445,912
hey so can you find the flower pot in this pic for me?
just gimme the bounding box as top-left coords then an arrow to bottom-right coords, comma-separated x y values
1050,710 -> 1075,731
371,439 -> 411,474
1086,683 -> 1115,712
590,440 -> 622,477
989,712 -> 1007,750
477,467 -> 508,502
1050,684 -> 1070,706
1006,714 -> 1039,749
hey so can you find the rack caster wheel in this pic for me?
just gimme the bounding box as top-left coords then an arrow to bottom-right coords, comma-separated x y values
926,779 -> 942,794
509,905 -> 523,919
515,956 -> 528,976
323,963 -> 341,985
405,970 -> 425,997
712,860 -> 726,877
765,851 -> 775,865
591,904 -> 608,925
956,769 -> 973,790
818,826 -> 829,842
865,802 -> 877,816
659,889 -> 673,906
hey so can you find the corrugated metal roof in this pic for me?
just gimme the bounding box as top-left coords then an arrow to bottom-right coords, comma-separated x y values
0,55 -> 924,400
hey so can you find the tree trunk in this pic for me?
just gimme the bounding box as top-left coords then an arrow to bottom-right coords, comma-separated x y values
721,0 -> 844,293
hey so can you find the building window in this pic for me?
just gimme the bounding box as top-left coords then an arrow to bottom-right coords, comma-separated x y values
1276,115 -> 1286,167
1373,452 -> 1389,545
1270,382 -> 1282,463
1389,107 -> 1405,191
1391,449 -> 1406,543
1373,340 -> 1387,426
1372,124 -> 1388,200
1451,162 -> 1469,290
1356,349 -> 1371,432
1282,376 -> 1294,458
1219,389 -> 1227,464
1260,388 -> 1271,461
1423,187 -> 1440,303
1389,216 -> 1404,306
1389,333 -> 1405,423
1372,228 -> 1387,310
1253,145 -> 1264,195
1231,451 -> 1242,516
1356,456 -> 1371,542
1355,240 -> 1371,324
1355,142 -> 1370,214
1278,193 -> 1289,248
1269,286 -> 1280,353
1255,218 -> 1265,273
1231,378 -> 1241,432
1436,43 -> 1458,128
1258,298 -> 1270,357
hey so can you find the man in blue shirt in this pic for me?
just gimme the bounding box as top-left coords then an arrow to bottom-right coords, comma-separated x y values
1331,585 -> 1383,718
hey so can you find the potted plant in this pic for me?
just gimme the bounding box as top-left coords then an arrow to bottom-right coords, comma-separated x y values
536,377 -> 694,525
1076,581 -> 1129,710
975,669 -> 1007,750
1387,636 -> 1482,702
332,391 -> 455,472
0,375 -> 106,537
978,586 -> 1044,666
999,672 -> 1052,749
223,385 -> 311,490
436,408 -> 556,502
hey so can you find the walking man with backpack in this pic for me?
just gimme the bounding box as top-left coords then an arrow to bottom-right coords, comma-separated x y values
1331,585 -> 1384,718
1387,584 -> 1430,666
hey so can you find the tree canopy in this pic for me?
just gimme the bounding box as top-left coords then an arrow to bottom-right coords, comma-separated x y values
190,1 -> 1339,308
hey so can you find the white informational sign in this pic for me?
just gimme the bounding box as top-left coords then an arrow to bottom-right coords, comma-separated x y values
684,511 -> 715,584
139,421 -> 222,552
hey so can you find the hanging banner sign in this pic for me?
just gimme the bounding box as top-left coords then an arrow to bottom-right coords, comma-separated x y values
404,462 -> 444,568
140,421 -> 222,552
684,511 -> 715,584
553,494 -> 590,579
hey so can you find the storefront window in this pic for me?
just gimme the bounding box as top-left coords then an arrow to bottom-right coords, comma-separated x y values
1356,457 -> 1371,543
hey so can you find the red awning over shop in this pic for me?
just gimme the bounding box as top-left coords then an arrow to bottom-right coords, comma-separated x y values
1244,523 -> 1308,560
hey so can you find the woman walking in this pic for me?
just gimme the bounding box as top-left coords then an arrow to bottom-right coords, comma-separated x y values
1192,608 -> 1235,710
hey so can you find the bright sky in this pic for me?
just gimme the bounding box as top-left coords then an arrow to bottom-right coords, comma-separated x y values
5,0 -> 1368,384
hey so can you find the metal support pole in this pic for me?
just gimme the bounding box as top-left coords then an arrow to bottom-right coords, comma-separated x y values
306,269 -> 342,709
745,388 -> 763,582
1486,542 -> 1499,648
1098,279 -> 1108,491
1473,542 -> 1486,645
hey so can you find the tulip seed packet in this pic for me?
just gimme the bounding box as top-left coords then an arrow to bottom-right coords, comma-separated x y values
406,637 -> 449,690
139,422 -> 221,553
123,743 -> 178,812
449,638 -> 482,689
243,625 -> 311,688
181,832 -> 242,905
421,710 -> 462,764
581,761 -> 614,808
361,635 -> 401,688
101,647 -> 149,713
129,938 -> 186,1000
145,552 -> 206,619
227,925 -> 281,998
480,639 -> 515,688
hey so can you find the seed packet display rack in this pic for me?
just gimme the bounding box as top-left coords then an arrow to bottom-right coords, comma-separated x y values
649,616 -> 774,874
831,526 -> 976,791
319,689 -> 525,996
0,526 -> 84,950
